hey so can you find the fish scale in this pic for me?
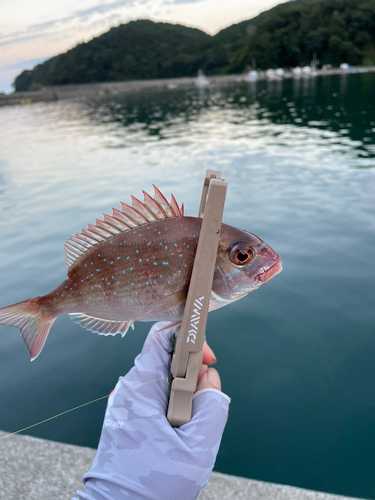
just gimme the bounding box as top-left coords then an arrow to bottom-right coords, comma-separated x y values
0,187 -> 282,360
51,217 -> 200,320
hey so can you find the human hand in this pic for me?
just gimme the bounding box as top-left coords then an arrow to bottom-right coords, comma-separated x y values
75,322 -> 230,500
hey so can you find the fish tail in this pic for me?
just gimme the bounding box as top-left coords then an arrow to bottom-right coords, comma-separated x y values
0,297 -> 56,361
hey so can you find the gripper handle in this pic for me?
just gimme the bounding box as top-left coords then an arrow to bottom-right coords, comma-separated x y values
167,170 -> 227,427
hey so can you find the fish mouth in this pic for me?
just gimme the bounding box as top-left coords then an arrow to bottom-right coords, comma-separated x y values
257,261 -> 283,283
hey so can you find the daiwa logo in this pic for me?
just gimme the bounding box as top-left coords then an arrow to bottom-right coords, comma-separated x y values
186,296 -> 205,344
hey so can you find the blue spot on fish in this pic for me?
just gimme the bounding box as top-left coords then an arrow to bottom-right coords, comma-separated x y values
165,246 -> 168,249
127,257 -> 130,260
153,262 -> 157,266
117,257 -> 120,260
139,259 -> 142,263
147,242 -> 151,246
110,261 -> 114,264
136,250 -> 139,254
174,244 -> 177,247
122,270 -> 126,274
96,269 -> 100,272
163,262 -> 169,265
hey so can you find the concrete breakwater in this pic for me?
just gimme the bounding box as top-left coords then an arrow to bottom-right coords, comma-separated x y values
0,430 -> 365,500
0,75 -> 238,107
1,67 -> 375,108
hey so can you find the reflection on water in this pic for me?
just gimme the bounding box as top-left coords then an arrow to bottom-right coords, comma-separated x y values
0,73 -> 374,499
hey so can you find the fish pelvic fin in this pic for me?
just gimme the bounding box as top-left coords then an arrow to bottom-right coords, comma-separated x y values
0,298 -> 56,361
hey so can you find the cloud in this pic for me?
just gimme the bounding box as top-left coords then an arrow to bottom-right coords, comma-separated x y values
0,57 -> 48,71
0,0 -> 138,48
168,0 -> 202,3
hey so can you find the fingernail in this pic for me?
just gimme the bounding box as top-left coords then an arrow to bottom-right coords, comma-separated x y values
207,368 -> 221,390
206,344 -> 217,363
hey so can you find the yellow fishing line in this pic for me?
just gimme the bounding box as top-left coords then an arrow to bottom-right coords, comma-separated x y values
0,377 -> 164,442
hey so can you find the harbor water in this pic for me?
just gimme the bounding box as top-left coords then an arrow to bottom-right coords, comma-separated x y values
0,73 -> 374,498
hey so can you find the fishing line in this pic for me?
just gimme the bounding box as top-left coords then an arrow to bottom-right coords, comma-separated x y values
0,377 -> 164,442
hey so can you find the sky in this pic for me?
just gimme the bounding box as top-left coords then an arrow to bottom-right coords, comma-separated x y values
0,0 -> 288,94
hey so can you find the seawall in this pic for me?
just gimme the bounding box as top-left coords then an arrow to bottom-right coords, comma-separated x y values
0,430 -> 365,500
1,67 -> 375,108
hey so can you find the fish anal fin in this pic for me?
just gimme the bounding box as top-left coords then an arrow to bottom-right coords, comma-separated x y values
64,187 -> 184,269
69,313 -> 132,337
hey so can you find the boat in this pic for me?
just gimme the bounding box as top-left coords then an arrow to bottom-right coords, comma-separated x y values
266,69 -> 277,80
292,67 -> 302,77
244,70 -> 258,81
340,63 -> 350,71
195,69 -> 209,87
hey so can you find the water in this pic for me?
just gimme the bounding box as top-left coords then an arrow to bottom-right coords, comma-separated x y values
0,73 -> 374,498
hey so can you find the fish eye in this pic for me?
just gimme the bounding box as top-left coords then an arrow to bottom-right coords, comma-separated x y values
230,245 -> 253,266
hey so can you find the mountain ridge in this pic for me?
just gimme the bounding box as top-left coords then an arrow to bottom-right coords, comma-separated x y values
13,0 -> 375,91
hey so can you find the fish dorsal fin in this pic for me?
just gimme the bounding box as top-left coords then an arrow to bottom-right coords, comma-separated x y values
69,313 -> 134,337
64,186 -> 184,268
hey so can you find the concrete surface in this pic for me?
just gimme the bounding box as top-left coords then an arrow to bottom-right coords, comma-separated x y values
0,430 -> 364,500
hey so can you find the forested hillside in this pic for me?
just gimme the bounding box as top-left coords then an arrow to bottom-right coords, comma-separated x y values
14,0 -> 375,91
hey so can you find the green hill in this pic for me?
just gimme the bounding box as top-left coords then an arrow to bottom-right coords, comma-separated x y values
13,0 -> 375,91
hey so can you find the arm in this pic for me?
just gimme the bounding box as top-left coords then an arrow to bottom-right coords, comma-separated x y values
74,322 -> 230,500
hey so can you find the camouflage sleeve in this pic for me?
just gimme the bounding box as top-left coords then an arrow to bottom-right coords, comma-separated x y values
74,322 -> 230,500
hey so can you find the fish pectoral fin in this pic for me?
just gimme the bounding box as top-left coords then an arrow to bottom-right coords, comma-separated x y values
69,313 -> 132,338
133,290 -> 187,323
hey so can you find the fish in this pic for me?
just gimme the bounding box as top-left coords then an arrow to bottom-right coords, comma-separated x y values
0,186 -> 282,361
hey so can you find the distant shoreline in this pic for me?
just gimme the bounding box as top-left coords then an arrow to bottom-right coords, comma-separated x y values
1,67 -> 375,108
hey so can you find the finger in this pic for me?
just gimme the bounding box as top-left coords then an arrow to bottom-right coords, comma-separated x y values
179,376 -> 230,477
202,341 -> 216,365
196,367 -> 221,392
197,364 -> 208,385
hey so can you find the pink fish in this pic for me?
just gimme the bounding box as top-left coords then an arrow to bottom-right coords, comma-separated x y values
0,186 -> 282,360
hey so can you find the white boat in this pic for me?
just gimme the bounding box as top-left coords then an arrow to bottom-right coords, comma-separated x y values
266,69 -> 277,80
302,65 -> 312,75
275,68 -> 285,78
195,69 -> 209,87
340,63 -> 350,71
293,67 -> 302,77
244,70 -> 258,81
